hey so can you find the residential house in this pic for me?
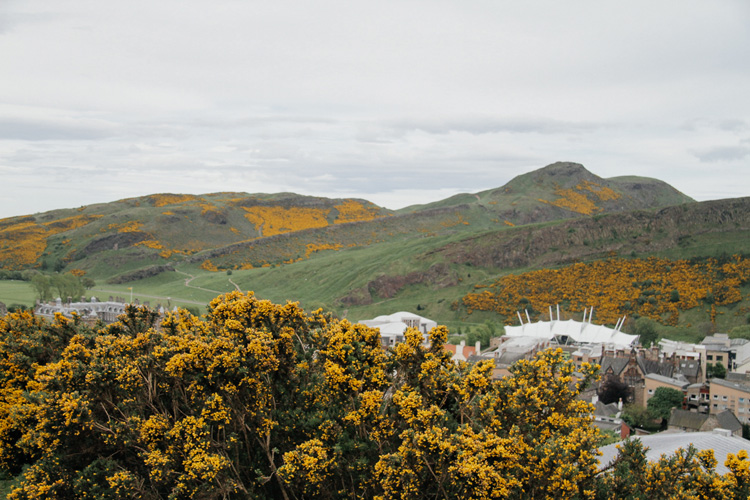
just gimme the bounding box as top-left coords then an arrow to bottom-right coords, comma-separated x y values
644,373 -> 689,405
592,401 -> 631,439
685,383 -> 710,413
731,340 -> 750,374
445,341 -> 480,362
709,373 -> 750,424
599,349 -> 677,407
668,408 -> 742,436
659,338 -> 706,381
358,311 -> 438,348
702,333 -> 733,373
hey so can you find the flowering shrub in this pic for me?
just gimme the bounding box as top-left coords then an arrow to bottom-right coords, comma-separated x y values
0,295 -> 747,498
242,206 -> 330,237
148,194 -> 197,207
332,200 -> 384,224
463,256 -> 750,325
0,215 -> 101,269
538,181 -> 620,215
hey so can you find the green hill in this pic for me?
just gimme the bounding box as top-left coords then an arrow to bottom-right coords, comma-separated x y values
4,161 -> 747,340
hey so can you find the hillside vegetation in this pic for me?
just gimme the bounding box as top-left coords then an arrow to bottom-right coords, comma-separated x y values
3,162 -> 748,338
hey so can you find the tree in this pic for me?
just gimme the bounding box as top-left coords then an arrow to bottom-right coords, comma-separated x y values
30,273 -> 52,302
633,317 -> 658,347
647,387 -> 684,423
50,272 -> 84,300
598,375 -> 631,405
621,404 -> 660,432
707,362 -> 727,379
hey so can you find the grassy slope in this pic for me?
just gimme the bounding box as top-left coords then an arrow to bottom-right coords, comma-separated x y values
0,164 -> 742,341
0,281 -> 37,309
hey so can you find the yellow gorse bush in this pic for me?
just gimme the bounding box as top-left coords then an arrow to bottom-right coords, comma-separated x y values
1,294 -> 747,499
463,255 -> 750,325
0,215 -> 101,268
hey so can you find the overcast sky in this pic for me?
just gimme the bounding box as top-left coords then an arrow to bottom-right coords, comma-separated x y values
1,1 -> 749,218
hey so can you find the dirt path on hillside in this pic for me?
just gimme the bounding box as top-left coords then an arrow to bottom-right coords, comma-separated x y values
93,289 -> 205,306
95,271 -> 236,307
228,278 -> 241,291
174,270 -> 226,295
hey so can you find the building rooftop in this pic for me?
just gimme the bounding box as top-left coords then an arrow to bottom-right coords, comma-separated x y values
645,372 -> 689,387
711,377 -> 750,393
599,430 -> 750,474
668,409 -> 709,431
503,318 -> 637,350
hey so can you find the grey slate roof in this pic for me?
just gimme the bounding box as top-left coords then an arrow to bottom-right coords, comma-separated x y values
716,410 -> 743,434
594,401 -> 620,417
639,357 -> 675,378
645,372 -> 689,387
676,360 -> 701,380
599,357 -> 629,376
668,409 -> 708,431
599,431 -> 750,475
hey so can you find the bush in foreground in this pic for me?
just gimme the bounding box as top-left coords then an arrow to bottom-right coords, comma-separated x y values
0,291 -> 748,499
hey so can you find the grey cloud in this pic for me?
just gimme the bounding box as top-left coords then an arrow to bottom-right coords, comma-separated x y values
718,119 -> 748,132
187,115 -> 338,131
682,118 -> 748,132
693,146 -> 750,163
383,116 -> 602,137
0,117 -> 116,141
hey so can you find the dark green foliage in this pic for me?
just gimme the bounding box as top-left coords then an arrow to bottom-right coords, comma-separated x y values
647,387 -> 684,422
598,376 -> 631,405
633,317 -> 658,347
707,362 -> 727,379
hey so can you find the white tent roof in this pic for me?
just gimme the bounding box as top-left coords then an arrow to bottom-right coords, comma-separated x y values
504,318 -> 638,350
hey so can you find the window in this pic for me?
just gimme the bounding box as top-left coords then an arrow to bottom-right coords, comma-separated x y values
741,398 -> 745,403
714,394 -> 719,400
723,396 -> 728,401
708,355 -> 714,361
717,355 -> 724,362
648,389 -> 654,394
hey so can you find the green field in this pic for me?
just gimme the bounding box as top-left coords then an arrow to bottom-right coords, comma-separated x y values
0,280 -> 36,309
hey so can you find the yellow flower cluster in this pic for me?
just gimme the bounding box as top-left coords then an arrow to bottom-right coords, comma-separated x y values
0,214 -> 101,268
578,180 -> 621,201
463,256 -> 750,325
242,206 -> 330,237
200,259 -> 219,271
134,239 -> 165,249
148,194 -> 197,207
305,243 -> 343,258
332,200 -> 384,224
111,220 -> 143,233
540,188 -> 599,215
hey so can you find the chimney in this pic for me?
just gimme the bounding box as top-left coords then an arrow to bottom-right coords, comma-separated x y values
475,341 -> 481,355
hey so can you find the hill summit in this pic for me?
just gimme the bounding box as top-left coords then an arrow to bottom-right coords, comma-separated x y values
0,162 -> 695,276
